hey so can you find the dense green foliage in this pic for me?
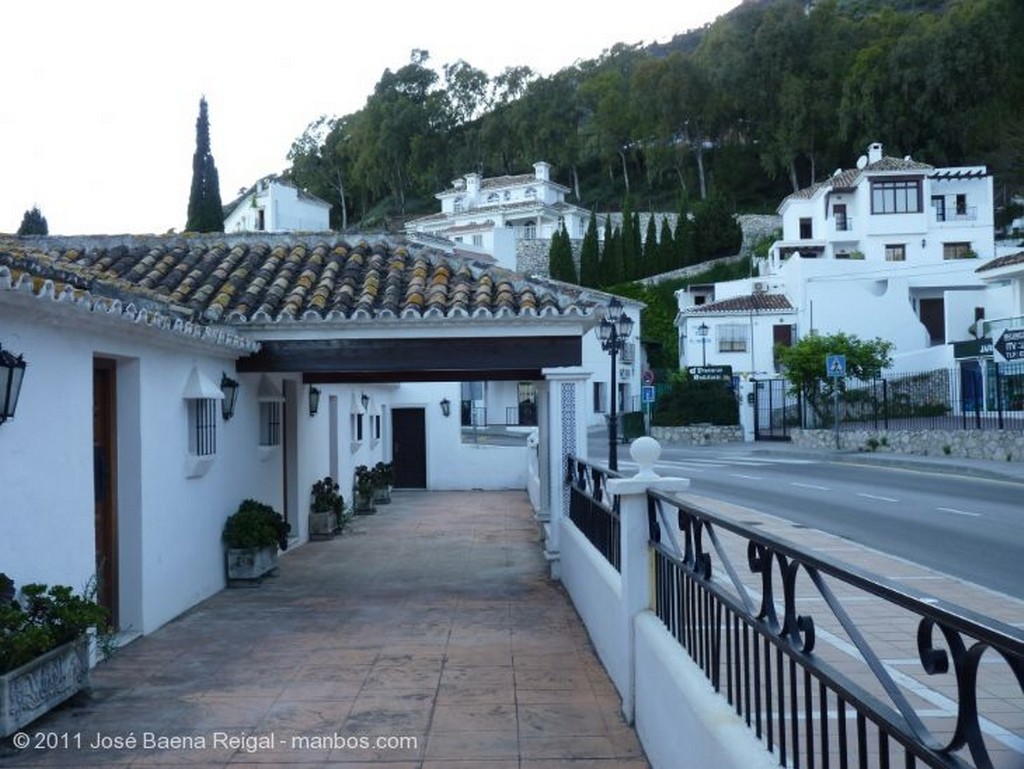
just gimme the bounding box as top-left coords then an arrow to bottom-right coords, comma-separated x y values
222,499 -> 290,550
652,375 -> 739,426
0,576 -> 108,673
547,225 -> 577,282
17,206 -> 48,236
286,0 -> 1023,234
776,332 -> 894,423
186,97 -> 224,233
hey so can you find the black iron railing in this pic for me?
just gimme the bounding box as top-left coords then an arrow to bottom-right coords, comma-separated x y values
647,489 -> 1024,769
566,455 -> 622,571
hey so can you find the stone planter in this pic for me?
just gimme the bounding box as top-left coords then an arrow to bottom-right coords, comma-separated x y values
1,636 -> 90,738
372,485 -> 392,505
354,490 -> 376,515
308,511 -> 337,540
226,545 -> 279,582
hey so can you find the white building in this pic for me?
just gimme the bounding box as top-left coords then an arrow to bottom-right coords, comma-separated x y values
676,142 -> 1013,436
224,176 -> 332,233
404,161 -> 593,272
0,233 -> 609,642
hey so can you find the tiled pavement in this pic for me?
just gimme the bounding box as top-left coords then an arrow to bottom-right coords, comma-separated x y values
2,491 -> 649,768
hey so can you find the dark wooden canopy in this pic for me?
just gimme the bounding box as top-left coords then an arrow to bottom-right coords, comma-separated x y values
237,336 -> 582,383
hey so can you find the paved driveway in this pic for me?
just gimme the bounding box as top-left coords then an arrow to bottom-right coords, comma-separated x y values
3,491 -> 648,768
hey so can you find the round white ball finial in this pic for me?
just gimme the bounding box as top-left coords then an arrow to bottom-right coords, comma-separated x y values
630,437 -> 662,479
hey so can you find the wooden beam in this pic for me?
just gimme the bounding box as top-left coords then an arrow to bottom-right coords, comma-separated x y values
237,336 -> 582,381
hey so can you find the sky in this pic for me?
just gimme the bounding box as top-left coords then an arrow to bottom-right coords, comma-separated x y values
1,0 -> 741,236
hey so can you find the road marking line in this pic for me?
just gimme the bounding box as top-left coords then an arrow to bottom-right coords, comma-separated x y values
792,482 -> 830,491
936,506 -> 982,517
730,473 -> 763,480
857,492 -> 898,502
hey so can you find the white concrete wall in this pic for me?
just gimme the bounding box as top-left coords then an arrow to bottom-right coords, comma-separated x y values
635,612 -> 778,769
559,519 -> 629,700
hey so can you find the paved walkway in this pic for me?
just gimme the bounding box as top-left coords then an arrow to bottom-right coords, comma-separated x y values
3,491 -> 649,768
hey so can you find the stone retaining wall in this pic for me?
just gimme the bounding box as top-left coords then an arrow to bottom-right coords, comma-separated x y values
651,425 -> 744,445
790,428 -> 1024,462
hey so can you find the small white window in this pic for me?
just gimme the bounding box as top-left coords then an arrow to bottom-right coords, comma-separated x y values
189,399 -> 217,456
259,402 -> 281,446
718,324 -> 748,353
472,234 -> 483,247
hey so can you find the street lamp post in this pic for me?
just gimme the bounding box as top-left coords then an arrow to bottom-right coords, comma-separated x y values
597,298 -> 634,471
696,321 -> 709,366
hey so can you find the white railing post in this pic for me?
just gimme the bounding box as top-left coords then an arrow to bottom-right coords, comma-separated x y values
607,437 -> 689,723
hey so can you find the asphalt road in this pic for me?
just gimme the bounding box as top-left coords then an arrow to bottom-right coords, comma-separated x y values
590,438 -> 1024,599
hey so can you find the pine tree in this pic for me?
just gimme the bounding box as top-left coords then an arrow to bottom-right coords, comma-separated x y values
547,225 -> 577,283
186,96 -> 225,233
17,206 -> 48,236
579,211 -> 601,287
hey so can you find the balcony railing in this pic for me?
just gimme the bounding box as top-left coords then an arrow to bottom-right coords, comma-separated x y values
934,207 -> 977,223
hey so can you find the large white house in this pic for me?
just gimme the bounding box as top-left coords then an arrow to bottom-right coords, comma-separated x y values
224,176 -> 332,233
675,142 -> 1019,436
404,161 -> 593,272
1,233 -> 608,641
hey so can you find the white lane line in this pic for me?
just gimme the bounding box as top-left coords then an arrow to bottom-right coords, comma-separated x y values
857,492 -> 898,502
936,506 -> 982,518
730,473 -> 763,481
792,482 -> 830,491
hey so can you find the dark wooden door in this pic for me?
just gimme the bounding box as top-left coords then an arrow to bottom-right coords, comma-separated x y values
392,408 -> 426,488
93,358 -> 118,628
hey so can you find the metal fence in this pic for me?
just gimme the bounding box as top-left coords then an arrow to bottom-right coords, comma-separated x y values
565,456 -> 621,571
646,489 -> 1024,769
768,363 -> 1024,433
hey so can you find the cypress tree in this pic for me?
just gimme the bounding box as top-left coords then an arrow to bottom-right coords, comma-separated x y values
186,96 -> 225,233
548,225 -> 577,283
658,216 -> 675,274
642,214 -> 659,279
579,211 -> 601,287
17,206 -> 48,236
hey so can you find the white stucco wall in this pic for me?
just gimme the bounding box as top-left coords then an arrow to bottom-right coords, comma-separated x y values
0,312 -> 280,636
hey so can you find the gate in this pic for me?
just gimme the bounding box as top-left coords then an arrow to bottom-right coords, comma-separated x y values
753,378 -> 800,440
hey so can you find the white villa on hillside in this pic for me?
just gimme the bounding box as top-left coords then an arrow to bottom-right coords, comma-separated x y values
675,142 -> 1020,436
224,176 -> 331,233
404,161 -> 593,272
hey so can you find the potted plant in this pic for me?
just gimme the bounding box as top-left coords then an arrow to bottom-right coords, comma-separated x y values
222,499 -> 290,582
1,574 -> 108,737
309,476 -> 345,540
371,461 -> 394,505
353,465 -> 376,514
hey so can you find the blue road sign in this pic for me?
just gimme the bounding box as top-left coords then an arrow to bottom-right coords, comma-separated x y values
641,385 -> 656,404
826,354 -> 847,378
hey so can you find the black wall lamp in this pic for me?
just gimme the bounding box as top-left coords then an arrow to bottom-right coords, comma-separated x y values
0,344 -> 27,424
440,397 -> 451,417
308,386 -> 321,417
220,373 -> 239,421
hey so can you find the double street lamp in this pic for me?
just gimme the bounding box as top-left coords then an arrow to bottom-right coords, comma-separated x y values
597,298 -> 634,471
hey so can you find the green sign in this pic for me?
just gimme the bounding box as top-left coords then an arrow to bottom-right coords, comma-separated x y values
687,365 -> 732,381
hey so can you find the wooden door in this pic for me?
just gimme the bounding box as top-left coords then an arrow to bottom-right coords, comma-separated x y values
391,408 -> 426,488
93,358 -> 118,627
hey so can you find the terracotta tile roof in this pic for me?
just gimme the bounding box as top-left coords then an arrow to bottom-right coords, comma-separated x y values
782,155 -> 934,206
0,235 -> 594,327
976,251 -> 1024,273
689,293 -> 794,314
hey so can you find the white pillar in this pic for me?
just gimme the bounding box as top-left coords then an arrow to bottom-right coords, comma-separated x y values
541,367 -> 590,578
607,437 -> 690,723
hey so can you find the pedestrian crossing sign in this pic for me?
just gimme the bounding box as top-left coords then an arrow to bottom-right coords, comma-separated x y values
826,354 -> 846,378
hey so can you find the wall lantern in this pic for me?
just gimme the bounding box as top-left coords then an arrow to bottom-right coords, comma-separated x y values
360,393 -> 370,411
0,344 -> 27,424
440,397 -> 451,418
220,373 -> 240,421
308,386 -> 321,417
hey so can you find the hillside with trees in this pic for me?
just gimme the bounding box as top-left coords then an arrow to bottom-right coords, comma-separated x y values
286,0 -> 1023,241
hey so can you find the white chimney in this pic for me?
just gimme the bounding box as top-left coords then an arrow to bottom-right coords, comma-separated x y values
465,173 -> 481,195
533,161 -> 551,181
867,142 -> 883,164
